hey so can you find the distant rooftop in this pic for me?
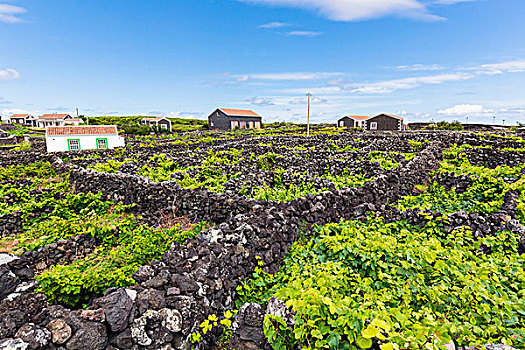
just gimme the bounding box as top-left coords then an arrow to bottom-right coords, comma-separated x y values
345,115 -> 370,120
46,126 -> 118,136
219,108 -> 260,117
39,114 -> 71,120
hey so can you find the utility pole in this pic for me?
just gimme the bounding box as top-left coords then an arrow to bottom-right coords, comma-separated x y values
76,108 -> 79,118
492,115 -> 496,125
307,92 -> 311,137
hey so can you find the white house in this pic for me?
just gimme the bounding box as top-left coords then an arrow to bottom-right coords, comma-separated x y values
37,114 -> 78,127
8,114 -> 38,127
45,125 -> 125,153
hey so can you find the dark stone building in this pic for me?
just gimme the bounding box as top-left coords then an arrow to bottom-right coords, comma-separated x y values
364,114 -> 405,131
140,117 -> 172,131
337,115 -> 369,128
208,108 -> 262,131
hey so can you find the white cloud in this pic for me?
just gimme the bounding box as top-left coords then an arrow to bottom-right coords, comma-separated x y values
0,68 -> 21,80
287,30 -> 323,36
241,0 -> 445,21
397,64 -> 445,71
281,86 -> 343,94
245,96 -> 275,106
226,72 -> 342,83
1,108 -> 40,121
438,104 -> 483,116
259,21 -> 290,28
289,96 -> 328,105
346,72 -> 473,94
276,58 -> 525,97
474,60 -> 525,75
0,4 -> 26,23
433,0 -> 478,4
252,72 -> 341,80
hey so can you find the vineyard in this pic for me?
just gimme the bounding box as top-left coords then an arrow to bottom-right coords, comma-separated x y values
0,127 -> 524,350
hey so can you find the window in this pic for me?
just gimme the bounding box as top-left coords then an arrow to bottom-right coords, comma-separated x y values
370,122 -> 378,130
240,121 -> 247,129
161,124 -> 167,129
254,121 -> 261,129
248,121 -> 254,129
68,139 -> 80,151
231,121 -> 238,129
339,121 -> 344,127
96,138 -> 108,149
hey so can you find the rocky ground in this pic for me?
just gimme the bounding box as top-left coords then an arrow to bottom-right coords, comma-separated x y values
0,129 -> 524,350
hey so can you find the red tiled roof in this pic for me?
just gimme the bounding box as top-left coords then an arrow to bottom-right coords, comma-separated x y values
10,114 -> 30,119
345,115 -> 370,120
39,114 -> 70,120
142,117 -> 164,122
46,126 -> 118,136
377,113 -> 404,120
219,108 -> 260,117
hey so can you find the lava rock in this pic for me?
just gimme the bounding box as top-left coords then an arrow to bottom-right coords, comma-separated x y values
92,288 -> 134,332
0,264 -> 20,300
46,319 -> 72,345
0,338 -> 30,350
64,321 -> 107,350
14,323 -> 51,350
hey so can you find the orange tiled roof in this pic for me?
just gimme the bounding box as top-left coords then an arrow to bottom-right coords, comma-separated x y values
46,126 -> 118,136
39,114 -> 70,120
10,114 -> 30,119
376,113 -> 404,120
219,108 -> 260,117
345,115 -> 370,120
142,117 -> 164,122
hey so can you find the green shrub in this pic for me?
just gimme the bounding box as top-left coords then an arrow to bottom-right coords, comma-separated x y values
239,218 -> 525,349
36,222 -> 208,307
423,121 -> 464,131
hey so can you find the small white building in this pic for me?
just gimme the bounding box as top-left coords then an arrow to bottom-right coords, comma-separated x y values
45,125 -> 125,153
8,114 -> 38,127
38,114 -> 73,127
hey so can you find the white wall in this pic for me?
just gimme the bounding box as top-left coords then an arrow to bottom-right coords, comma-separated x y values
46,134 -> 125,153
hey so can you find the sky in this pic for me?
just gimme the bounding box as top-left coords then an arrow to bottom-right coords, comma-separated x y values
1,0 -> 525,125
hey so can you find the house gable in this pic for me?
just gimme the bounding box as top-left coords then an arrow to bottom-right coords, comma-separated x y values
365,114 -> 404,131
208,108 -> 262,131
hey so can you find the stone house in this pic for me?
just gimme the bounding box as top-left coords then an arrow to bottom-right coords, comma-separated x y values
364,114 -> 405,131
337,115 -> 370,128
140,117 -> 172,131
208,108 -> 262,131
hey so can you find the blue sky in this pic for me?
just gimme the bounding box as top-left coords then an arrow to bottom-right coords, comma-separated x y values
1,0 -> 525,124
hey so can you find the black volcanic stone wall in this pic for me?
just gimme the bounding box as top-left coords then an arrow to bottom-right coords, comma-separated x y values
1,133 -> 524,350
0,142 -> 447,350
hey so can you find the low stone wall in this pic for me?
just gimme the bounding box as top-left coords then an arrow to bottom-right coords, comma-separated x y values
0,142 -> 445,350
0,135 -> 523,350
